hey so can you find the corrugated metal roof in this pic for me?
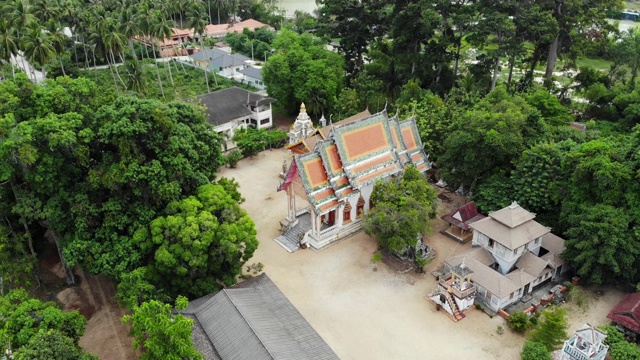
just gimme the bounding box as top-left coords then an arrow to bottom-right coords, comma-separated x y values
185,273 -> 340,360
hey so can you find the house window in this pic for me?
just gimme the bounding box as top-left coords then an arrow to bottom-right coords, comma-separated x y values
343,202 -> 352,224
260,118 -> 270,125
510,292 -> 514,299
356,195 -> 365,218
488,239 -> 495,248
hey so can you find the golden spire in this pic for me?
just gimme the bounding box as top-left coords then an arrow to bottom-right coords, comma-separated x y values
300,102 -> 306,112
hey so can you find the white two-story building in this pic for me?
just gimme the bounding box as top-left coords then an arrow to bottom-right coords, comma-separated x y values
438,202 -> 567,313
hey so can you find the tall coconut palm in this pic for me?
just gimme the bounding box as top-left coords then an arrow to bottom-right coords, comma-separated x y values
117,7 -> 140,61
149,12 -> 175,89
123,59 -> 146,93
187,5 -> 216,92
0,19 -> 19,78
4,0 -> 36,79
32,0 -> 62,24
45,20 -> 68,77
21,22 -> 55,79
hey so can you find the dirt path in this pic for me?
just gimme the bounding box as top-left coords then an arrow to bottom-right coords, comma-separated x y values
218,149 -> 624,360
53,267 -> 136,360
76,269 -> 136,360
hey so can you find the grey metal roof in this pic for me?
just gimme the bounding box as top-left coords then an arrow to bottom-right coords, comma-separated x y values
208,53 -> 249,71
183,273 -> 340,360
191,48 -> 229,61
189,87 -> 275,126
239,67 -> 263,80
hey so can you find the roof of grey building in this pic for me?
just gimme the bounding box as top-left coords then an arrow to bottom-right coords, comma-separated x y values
470,202 -> 550,250
191,48 -> 249,69
239,67 -> 263,80
191,48 -> 229,61
190,87 -> 275,126
182,273 -> 340,360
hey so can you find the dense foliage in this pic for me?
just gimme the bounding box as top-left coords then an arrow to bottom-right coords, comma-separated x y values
363,166 -> 438,256
0,289 -> 93,358
600,325 -> 640,360
122,296 -> 202,360
0,75 -> 264,304
528,306 -> 568,350
134,182 -> 258,299
262,29 -> 345,115
520,341 -> 551,360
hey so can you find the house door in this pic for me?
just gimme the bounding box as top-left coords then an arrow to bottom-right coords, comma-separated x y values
523,283 -> 530,295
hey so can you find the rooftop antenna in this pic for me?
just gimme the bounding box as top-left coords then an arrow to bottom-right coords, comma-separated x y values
246,90 -> 250,106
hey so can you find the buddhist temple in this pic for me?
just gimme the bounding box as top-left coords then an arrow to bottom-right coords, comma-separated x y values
276,106 -> 431,251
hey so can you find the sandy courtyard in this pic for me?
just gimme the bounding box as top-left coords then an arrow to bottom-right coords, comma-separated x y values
219,149 -> 624,360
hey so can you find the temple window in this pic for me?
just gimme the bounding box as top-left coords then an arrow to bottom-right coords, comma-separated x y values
356,196 -> 365,218
343,202 -> 352,223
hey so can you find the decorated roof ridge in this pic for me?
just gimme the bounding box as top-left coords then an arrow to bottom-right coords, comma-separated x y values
294,152 -> 330,192
388,117 -> 409,155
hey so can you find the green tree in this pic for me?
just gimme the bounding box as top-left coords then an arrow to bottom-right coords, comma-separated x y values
508,312 -> 533,333
562,204 -> 639,284
528,306 -> 568,350
520,341 -> 551,360
21,22 -> 55,79
17,329 -> 97,360
0,289 -> 86,349
262,30 -> 345,116
0,224 -> 33,296
363,166 -> 438,258
122,296 -> 203,360
438,87 -> 544,191
134,182 -> 258,299
116,268 -> 169,311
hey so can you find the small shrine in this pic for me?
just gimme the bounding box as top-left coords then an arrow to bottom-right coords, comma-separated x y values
288,103 -> 316,144
560,324 -> 608,360
428,262 -> 476,322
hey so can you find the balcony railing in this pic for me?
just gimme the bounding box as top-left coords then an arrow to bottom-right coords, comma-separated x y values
439,278 -> 476,299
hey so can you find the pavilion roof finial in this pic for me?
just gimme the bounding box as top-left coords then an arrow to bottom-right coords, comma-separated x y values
300,102 -> 306,112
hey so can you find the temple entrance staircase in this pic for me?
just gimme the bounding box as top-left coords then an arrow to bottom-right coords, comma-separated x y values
274,213 -> 311,252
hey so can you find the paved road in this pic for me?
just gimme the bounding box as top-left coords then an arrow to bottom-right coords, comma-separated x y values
11,53 -> 45,83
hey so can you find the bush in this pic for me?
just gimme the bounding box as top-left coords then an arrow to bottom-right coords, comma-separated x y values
521,341 -> 551,360
508,312 -> 532,333
225,150 -> 243,168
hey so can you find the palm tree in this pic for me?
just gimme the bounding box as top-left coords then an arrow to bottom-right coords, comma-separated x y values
21,22 -> 55,79
32,0 -> 62,24
0,19 -> 19,78
45,20 -> 68,76
117,7 -> 140,61
150,12 -> 175,89
4,0 -> 36,80
123,59 -> 146,93
187,5 -> 214,92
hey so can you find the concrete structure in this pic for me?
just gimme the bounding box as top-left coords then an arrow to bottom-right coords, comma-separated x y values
189,87 -> 275,148
441,202 -> 567,312
135,28 -> 194,58
200,19 -> 274,39
277,107 -> 431,251
238,66 -> 265,90
190,48 -> 250,80
428,262 -> 477,321
561,324 -> 608,360
183,273 -> 340,360
288,103 -> 316,145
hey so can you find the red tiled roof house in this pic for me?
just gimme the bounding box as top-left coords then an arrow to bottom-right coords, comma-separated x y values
607,292 -> 640,336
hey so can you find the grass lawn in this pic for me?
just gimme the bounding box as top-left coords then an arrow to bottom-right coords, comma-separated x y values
625,1 -> 640,11
575,57 -> 613,72
79,60 -> 255,102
